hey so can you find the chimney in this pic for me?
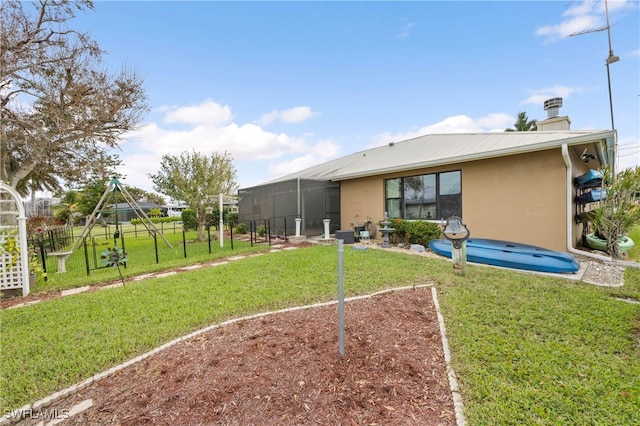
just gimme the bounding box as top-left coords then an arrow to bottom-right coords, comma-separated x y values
537,97 -> 571,131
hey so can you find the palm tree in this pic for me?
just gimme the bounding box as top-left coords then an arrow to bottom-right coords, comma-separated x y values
52,191 -> 82,226
505,112 -> 537,132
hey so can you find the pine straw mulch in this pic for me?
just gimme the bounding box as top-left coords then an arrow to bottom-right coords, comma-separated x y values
18,286 -> 457,425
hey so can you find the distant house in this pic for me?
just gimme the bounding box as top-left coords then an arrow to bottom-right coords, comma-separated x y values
165,202 -> 189,218
108,202 -> 168,223
238,99 -> 615,253
24,197 -> 61,216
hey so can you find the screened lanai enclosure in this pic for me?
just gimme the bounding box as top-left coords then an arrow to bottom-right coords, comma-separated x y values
237,179 -> 340,238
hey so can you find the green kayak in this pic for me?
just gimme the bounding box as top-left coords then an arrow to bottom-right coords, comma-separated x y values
585,233 -> 634,254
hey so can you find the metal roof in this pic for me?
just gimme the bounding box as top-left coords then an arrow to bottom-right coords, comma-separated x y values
261,130 -> 614,185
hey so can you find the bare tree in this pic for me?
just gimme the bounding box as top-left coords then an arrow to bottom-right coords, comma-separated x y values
0,0 -> 148,195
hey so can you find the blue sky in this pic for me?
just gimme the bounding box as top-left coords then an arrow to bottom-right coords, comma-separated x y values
74,1 -> 639,194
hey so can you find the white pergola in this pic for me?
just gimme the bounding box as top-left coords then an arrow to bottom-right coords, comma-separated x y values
0,182 -> 30,296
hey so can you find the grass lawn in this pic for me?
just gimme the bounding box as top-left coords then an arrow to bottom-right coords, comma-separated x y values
30,227 -> 266,293
628,225 -> 640,262
1,244 -> 639,424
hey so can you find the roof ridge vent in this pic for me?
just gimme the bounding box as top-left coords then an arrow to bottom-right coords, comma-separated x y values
543,97 -> 563,118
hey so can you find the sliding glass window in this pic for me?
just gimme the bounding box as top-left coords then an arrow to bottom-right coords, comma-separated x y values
385,171 -> 461,219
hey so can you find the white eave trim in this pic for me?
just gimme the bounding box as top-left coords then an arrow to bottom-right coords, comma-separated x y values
332,130 -> 615,182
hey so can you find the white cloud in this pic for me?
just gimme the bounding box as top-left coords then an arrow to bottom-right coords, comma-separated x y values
117,152 -> 162,193
520,85 -> 588,106
395,22 -> 414,39
268,139 -> 342,177
535,14 -> 602,41
536,0 -> 635,42
368,113 -> 514,148
163,98 -> 233,125
258,106 -> 317,126
117,99 -> 325,192
127,103 -> 307,161
475,113 -> 516,131
628,48 -> 640,57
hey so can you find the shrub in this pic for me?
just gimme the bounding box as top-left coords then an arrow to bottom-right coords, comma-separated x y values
226,212 -> 238,227
148,208 -> 164,218
235,223 -> 248,234
389,218 -> 409,244
26,215 -> 64,234
256,224 -> 267,237
181,209 -> 198,231
406,221 -> 441,246
590,166 -> 640,258
130,216 -> 182,225
386,219 -> 441,247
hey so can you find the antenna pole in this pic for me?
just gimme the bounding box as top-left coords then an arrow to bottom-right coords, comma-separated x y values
568,0 -> 618,175
605,0 -> 616,131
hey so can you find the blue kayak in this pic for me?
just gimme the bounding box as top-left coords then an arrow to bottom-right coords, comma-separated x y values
574,169 -> 603,189
576,188 -> 607,204
428,238 -> 580,274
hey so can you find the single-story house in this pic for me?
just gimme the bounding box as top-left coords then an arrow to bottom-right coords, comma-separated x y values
108,202 -> 168,223
238,98 -> 615,253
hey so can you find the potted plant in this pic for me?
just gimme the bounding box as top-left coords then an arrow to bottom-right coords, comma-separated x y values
28,250 -> 46,285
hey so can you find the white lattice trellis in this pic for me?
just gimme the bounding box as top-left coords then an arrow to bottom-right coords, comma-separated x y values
0,183 -> 30,296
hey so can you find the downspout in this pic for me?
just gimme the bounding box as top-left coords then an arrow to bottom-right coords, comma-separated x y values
297,178 -> 301,217
605,134 -> 616,177
297,178 -> 302,233
562,144 -> 612,261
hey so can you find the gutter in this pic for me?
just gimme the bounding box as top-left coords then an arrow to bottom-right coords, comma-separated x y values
561,143 -> 612,262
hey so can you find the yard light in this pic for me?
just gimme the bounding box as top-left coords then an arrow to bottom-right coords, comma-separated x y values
205,206 -> 214,254
442,216 -> 470,276
205,205 -> 214,226
113,214 -> 120,246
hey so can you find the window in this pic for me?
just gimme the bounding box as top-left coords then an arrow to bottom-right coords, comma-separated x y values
385,171 -> 461,219
385,179 -> 402,218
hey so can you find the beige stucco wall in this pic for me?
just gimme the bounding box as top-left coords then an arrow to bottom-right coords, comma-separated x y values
463,149 -> 567,250
340,148 -> 570,252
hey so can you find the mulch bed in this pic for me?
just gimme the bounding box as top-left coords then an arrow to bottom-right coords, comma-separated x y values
16,287 -> 457,425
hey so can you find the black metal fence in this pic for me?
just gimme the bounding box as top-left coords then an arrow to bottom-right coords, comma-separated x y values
236,216 -> 298,246
26,219 -> 288,287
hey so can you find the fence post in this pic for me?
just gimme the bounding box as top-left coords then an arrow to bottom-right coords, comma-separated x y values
266,219 -> 270,245
284,217 -> 287,241
154,231 -> 159,263
38,237 -> 48,282
182,227 -> 187,258
84,237 -> 91,276
120,232 -> 127,268
48,230 -> 56,251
